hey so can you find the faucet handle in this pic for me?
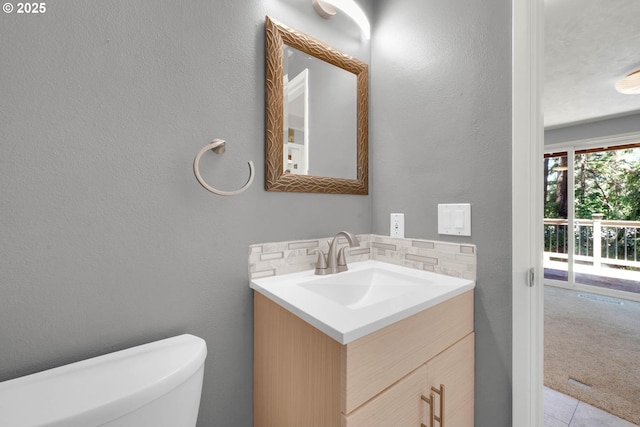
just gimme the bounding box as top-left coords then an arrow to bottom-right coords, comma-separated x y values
337,247 -> 349,273
312,249 -> 328,276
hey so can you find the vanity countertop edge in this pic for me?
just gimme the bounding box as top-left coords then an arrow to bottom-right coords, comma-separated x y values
250,260 -> 475,344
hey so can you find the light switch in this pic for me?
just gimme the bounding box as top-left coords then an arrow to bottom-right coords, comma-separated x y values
453,210 -> 464,228
441,209 -> 452,228
438,203 -> 471,236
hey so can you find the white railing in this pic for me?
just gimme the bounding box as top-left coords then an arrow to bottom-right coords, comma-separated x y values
544,214 -> 640,271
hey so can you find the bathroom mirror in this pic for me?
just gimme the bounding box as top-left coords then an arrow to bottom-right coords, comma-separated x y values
265,16 -> 368,194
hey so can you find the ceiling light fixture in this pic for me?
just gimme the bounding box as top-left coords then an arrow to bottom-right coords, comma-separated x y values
615,70 -> 640,94
312,0 -> 371,40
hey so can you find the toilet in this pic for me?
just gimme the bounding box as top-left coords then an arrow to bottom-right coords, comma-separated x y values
0,334 -> 207,427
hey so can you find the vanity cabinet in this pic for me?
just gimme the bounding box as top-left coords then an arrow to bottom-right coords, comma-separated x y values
343,333 -> 474,427
253,289 -> 474,427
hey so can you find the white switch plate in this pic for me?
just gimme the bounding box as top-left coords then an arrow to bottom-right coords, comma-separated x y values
390,213 -> 404,238
438,204 -> 471,236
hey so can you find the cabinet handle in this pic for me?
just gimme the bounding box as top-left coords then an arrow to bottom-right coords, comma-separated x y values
431,384 -> 445,427
420,394 -> 433,427
421,385 -> 445,427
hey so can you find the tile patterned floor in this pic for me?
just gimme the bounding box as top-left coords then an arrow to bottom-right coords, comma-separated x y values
544,387 -> 639,427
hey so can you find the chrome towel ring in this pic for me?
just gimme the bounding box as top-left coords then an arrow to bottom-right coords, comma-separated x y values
193,139 -> 255,196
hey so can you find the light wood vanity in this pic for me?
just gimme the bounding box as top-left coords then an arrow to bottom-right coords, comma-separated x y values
253,289 -> 474,427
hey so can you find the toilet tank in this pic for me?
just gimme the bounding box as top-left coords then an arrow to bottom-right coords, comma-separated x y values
0,334 -> 207,427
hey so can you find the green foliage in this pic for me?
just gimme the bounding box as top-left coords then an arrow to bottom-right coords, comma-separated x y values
574,149 -> 640,221
544,148 -> 640,221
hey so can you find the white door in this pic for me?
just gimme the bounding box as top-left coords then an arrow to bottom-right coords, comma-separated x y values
512,0 -> 544,426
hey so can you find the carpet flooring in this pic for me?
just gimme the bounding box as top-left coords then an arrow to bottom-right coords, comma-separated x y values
544,286 -> 640,426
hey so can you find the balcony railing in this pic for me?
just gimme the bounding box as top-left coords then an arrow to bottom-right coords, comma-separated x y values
544,214 -> 640,271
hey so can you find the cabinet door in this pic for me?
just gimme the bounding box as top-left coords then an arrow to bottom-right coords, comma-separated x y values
344,291 -> 473,413
343,364 -> 429,427
425,333 -> 475,427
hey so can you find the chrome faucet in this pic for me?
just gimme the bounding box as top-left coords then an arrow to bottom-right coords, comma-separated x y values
314,231 -> 359,275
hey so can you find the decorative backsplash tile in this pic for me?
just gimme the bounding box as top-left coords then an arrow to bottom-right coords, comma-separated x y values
369,235 -> 476,280
248,234 -> 476,281
248,235 -> 371,279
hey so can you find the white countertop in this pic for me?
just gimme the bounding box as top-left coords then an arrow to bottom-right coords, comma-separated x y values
250,260 -> 475,344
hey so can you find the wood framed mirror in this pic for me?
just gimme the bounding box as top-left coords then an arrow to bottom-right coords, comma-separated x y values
265,16 -> 368,194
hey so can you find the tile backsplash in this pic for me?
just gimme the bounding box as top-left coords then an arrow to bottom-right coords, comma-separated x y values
248,235 -> 371,279
370,235 -> 476,280
249,235 -> 476,281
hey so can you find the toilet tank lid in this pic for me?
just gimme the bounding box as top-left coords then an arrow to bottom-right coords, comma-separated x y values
0,334 -> 207,427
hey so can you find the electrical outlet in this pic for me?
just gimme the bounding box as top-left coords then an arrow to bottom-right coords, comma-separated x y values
390,213 -> 405,238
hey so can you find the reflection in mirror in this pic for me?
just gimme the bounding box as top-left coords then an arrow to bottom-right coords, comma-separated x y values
283,46 -> 357,179
265,16 -> 368,194
284,65 -> 309,175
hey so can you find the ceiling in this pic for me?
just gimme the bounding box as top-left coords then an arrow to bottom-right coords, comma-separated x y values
544,0 -> 640,129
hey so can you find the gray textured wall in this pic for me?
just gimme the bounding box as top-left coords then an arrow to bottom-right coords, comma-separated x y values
0,1 -> 371,426
545,112 -> 640,145
2,0 -> 514,426
370,1 -> 513,426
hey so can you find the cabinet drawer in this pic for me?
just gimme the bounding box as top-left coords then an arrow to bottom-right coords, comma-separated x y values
343,290 -> 473,414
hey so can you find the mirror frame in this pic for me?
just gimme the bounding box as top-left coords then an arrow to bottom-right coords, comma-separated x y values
265,16 -> 369,194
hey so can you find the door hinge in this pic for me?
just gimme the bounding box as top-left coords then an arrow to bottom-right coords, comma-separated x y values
528,267 -> 535,287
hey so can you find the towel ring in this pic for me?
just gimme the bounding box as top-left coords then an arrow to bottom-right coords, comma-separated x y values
193,139 -> 255,196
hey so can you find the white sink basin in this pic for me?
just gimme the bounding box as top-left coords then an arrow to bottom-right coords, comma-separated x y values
251,260 -> 475,344
300,268 -> 430,309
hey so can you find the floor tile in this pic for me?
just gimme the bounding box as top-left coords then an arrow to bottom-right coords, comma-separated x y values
545,412 -> 570,427
544,387 -> 579,424
570,402 -> 638,427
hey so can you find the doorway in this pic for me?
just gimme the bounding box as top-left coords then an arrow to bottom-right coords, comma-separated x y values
542,141 -> 640,426
512,2 -> 640,425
